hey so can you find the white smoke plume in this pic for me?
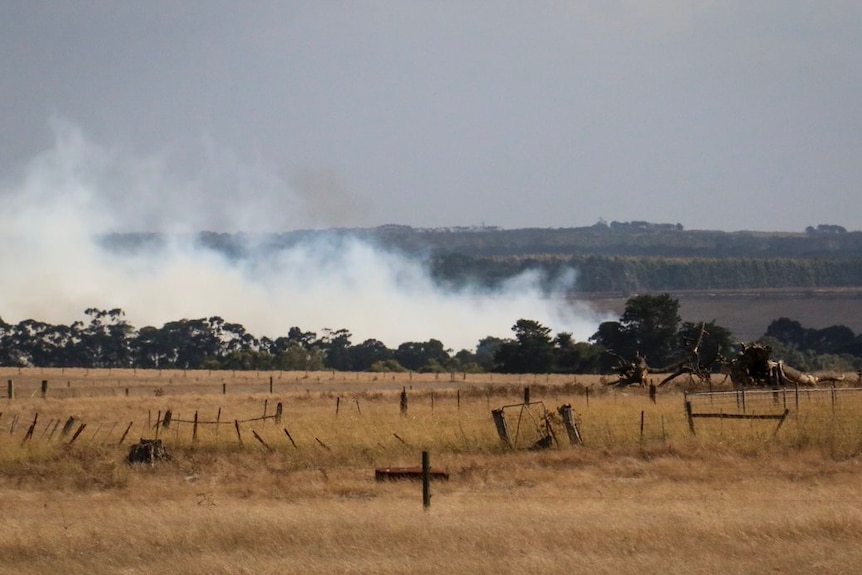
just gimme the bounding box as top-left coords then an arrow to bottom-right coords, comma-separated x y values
0,121 -> 605,351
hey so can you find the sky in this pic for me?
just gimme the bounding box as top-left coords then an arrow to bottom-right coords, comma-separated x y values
0,2 -> 859,351
2,1 -> 860,233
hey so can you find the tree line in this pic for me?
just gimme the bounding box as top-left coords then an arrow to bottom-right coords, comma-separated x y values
430,253 -> 862,293
2,296 -> 860,374
184,223 -> 862,259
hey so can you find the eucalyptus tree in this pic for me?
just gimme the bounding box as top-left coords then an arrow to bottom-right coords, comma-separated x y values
493,319 -> 555,373
79,308 -> 135,368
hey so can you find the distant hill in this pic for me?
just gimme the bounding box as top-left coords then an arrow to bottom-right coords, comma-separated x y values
101,222 -> 862,294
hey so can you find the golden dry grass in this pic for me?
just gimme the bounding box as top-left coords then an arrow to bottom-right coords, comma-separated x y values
2,368 -> 862,574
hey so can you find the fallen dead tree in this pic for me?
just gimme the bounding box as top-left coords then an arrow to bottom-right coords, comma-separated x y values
608,324 -> 718,388
720,342 -> 845,388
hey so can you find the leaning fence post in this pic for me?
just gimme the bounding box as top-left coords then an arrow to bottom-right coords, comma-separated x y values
60,416 -> 76,438
557,404 -> 582,445
234,420 -> 243,446
684,392 -> 695,435
491,408 -> 511,448
252,429 -> 272,452
118,421 -> 134,445
283,427 -> 297,448
68,423 -> 87,445
22,413 -> 38,444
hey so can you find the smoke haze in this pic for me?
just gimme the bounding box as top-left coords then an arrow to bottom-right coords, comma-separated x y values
0,123 -> 605,351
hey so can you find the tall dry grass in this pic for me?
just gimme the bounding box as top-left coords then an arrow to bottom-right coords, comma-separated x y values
1,368 -> 862,573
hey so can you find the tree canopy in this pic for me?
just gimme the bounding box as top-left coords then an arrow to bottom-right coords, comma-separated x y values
0,297 -> 859,373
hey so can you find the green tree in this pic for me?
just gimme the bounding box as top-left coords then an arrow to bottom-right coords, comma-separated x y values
619,294 -> 681,367
349,339 -> 393,371
320,328 -> 353,371
80,308 -> 134,368
494,319 -> 554,373
273,341 -> 325,370
394,339 -> 450,372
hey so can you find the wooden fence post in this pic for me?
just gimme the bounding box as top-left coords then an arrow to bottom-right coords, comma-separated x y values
7,380 -> 13,400
41,380 -> 48,399
118,421 -> 134,445
252,429 -> 272,452
234,420 -> 243,446
22,413 -> 38,444
275,402 -> 283,423
557,404 -> 583,445
422,451 -> 431,509
216,407 -> 222,443
684,392 -> 695,435
193,411 -> 199,443
68,423 -> 87,445
60,416 -> 76,438
283,427 -> 297,448
400,387 -> 408,416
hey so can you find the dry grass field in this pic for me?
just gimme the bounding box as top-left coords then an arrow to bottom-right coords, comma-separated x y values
2,368 -> 862,574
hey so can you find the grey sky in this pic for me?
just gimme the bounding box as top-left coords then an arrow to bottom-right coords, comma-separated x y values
2,1 -> 861,232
